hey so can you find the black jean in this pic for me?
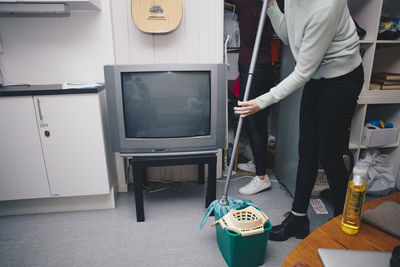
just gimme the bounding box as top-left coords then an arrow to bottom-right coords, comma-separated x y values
292,64 -> 364,216
239,63 -> 275,176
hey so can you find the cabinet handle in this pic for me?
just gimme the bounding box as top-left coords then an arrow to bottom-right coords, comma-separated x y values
224,35 -> 231,69
36,98 -> 43,121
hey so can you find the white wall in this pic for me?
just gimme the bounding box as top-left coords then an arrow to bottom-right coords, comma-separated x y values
110,0 -> 224,65
0,1 -> 115,84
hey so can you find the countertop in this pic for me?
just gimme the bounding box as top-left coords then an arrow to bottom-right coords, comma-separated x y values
0,84 -> 105,97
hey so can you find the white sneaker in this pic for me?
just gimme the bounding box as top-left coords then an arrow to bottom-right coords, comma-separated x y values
237,161 -> 256,173
238,175 -> 272,195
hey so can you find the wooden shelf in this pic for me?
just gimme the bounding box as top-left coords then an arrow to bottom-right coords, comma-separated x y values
376,40 -> 400,44
359,40 -> 375,44
349,143 -> 359,150
359,143 -> 399,149
358,90 -> 400,104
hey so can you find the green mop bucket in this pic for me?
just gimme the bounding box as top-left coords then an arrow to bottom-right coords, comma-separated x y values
215,211 -> 272,267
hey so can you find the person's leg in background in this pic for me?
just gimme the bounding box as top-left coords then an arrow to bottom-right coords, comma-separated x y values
238,63 -> 275,195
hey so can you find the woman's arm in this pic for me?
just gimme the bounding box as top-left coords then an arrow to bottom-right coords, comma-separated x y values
235,4 -> 340,117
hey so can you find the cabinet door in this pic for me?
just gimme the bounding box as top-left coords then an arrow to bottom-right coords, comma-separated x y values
273,45 -> 302,196
34,94 -> 110,197
0,96 -> 50,201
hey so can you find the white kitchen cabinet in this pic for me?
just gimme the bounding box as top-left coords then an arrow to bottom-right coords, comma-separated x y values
34,93 -> 111,197
0,90 -> 113,202
0,96 -> 50,201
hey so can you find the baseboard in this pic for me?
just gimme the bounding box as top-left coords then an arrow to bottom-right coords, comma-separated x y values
0,185 -> 117,216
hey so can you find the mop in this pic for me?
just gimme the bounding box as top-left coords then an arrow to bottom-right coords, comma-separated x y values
200,0 -> 270,229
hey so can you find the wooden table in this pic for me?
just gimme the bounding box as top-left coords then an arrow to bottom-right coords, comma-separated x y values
282,192 -> 400,267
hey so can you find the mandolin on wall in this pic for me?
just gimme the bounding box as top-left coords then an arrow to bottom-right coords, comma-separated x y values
131,0 -> 183,33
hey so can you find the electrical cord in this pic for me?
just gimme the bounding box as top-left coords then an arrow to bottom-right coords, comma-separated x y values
217,174 -> 280,183
126,158 -> 191,194
128,175 -> 183,194
128,180 -> 183,194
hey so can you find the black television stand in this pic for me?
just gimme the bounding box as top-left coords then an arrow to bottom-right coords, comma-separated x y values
127,152 -> 217,222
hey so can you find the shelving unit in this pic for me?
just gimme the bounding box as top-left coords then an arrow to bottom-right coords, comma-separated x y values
224,0 -> 400,192
348,0 -> 400,189
273,0 -> 400,195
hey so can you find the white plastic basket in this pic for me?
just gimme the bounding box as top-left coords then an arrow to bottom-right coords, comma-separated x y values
212,206 -> 269,237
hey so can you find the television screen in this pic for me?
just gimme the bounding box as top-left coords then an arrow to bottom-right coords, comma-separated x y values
104,64 -> 226,155
121,71 -> 211,138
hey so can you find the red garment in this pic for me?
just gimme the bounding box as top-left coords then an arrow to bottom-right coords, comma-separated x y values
230,76 -> 240,98
271,39 -> 281,64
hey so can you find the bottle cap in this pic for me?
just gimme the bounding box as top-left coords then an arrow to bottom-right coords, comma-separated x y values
352,163 -> 368,176
352,163 -> 368,185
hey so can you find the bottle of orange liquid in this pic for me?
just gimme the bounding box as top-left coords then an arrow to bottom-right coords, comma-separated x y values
341,163 -> 368,235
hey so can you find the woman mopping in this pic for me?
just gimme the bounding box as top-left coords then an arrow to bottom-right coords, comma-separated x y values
235,0 -> 364,241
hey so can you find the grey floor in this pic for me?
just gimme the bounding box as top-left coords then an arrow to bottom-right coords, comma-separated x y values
0,174 -> 334,267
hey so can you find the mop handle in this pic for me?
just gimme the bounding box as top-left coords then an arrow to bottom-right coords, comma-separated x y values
221,0 -> 270,202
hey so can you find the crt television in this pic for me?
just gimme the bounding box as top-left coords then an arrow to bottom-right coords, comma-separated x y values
104,63 -> 227,156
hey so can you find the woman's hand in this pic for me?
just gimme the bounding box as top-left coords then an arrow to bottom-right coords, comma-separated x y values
265,0 -> 275,8
234,100 -> 261,118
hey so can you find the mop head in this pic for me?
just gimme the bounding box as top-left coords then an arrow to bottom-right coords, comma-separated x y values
200,196 -> 261,229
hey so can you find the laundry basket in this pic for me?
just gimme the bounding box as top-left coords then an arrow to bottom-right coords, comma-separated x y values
214,206 -> 272,267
